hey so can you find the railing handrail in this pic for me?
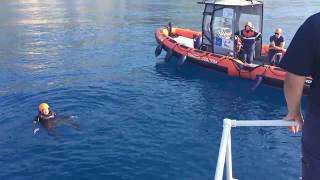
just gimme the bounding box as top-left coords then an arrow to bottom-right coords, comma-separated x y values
227,119 -> 298,127
214,119 -> 299,180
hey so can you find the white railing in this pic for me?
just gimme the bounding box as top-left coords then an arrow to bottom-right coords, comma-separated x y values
214,118 -> 298,180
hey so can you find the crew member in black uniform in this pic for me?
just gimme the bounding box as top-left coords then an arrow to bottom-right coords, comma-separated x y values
280,13 -> 320,180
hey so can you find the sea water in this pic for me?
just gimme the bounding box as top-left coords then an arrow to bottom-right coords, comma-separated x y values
0,0 -> 319,179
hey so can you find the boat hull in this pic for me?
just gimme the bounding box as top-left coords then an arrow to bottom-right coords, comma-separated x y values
155,27 -> 311,93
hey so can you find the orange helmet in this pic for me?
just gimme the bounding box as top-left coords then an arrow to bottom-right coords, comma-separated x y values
38,103 -> 49,113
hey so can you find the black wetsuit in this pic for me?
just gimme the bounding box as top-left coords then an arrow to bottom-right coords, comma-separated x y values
33,110 -> 57,134
33,110 -> 79,136
33,110 -> 56,123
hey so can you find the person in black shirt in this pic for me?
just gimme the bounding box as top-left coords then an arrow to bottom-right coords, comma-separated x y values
268,28 -> 286,66
280,13 -> 320,180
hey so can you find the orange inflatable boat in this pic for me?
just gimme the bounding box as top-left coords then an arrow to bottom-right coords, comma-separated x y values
155,27 -> 312,92
154,0 -> 312,92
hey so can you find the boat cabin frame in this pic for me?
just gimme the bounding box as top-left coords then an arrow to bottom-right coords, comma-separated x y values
198,0 -> 264,58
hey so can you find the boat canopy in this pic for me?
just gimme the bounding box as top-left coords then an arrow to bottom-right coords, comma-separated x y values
200,0 -> 263,7
199,0 -> 263,57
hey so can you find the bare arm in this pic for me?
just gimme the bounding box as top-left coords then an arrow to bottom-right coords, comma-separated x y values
270,41 -> 285,51
279,42 -> 285,49
283,72 -> 306,133
269,41 -> 276,50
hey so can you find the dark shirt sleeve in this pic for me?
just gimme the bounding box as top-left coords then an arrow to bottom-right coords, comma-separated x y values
269,35 -> 274,43
254,31 -> 262,40
279,16 -> 316,76
280,36 -> 284,43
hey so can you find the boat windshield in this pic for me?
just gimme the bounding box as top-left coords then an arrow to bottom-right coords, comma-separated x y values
201,2 -> 263,57
212,8 -> 235,56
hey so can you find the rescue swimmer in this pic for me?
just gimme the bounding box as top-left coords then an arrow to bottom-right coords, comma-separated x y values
33,103 -> 79,136
235,21 -> 262,64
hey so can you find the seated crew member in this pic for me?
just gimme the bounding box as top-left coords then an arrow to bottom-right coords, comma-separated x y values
236,21 -> 262,64
268,28 -> 286,66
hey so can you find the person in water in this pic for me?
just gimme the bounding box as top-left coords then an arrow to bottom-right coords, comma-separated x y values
33,103 -> 79,136
236,21 -> 262,64
268,28 -> 286,66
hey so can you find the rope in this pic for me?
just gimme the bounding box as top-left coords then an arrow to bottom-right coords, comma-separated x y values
267,67 -> 285,77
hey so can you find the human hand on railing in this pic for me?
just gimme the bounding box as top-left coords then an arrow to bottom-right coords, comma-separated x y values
284,113 -> 304,134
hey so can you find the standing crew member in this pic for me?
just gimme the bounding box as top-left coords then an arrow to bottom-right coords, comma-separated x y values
269,28 -> 286,66
237,21 -> 261,64
280,13 -> 320,180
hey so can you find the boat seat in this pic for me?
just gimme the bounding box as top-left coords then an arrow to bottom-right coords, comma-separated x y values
172,36 -> 194,48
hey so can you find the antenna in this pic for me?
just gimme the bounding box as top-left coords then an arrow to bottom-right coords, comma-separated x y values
197,0 -> 209,4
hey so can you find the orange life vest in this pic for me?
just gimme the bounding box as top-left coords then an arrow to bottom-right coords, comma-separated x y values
242,30 -> 255,38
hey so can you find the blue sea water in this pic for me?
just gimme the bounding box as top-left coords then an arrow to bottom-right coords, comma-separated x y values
0,0 -> 319,179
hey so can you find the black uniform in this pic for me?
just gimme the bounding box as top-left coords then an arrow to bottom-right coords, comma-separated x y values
280,12 -> 320,180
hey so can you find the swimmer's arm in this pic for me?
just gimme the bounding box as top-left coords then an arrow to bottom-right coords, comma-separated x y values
32,117 -> 40,135
52,111 -> 57,117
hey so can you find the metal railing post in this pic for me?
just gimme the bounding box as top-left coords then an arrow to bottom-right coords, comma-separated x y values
214,119 -> 232,180
226,128 -> 234,180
